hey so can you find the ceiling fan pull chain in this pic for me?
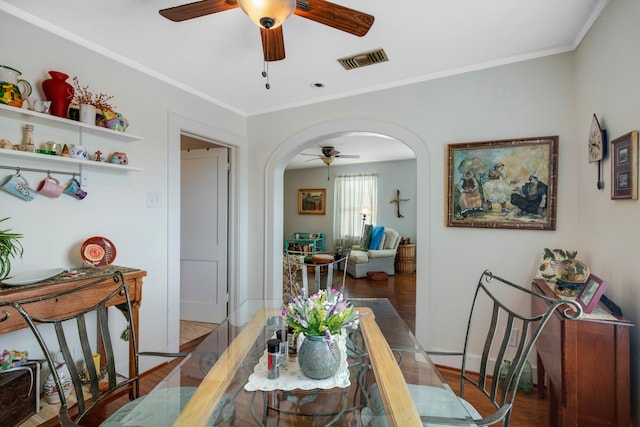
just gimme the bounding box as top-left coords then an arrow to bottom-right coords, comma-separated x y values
262,61 -> 270,90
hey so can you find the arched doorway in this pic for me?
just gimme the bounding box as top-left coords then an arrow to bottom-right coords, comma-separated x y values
263,118 -> 433,346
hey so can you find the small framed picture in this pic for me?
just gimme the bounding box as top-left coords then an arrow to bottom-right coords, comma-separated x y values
576,274 -> 608,314
298,189 -> 326,215
611,131 -> 638,200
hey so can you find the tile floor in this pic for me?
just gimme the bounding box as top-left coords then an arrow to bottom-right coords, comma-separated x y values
179,320 -> 218,345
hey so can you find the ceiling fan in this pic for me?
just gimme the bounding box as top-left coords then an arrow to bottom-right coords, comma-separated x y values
301,146 -> 360,180
302,146 -> 360,165
159,0 -> 375,62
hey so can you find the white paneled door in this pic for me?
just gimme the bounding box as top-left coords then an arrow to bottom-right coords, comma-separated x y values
180,147 -> 228,323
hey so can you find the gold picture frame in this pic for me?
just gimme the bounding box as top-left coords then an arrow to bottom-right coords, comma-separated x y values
611,131 -> 638,200
446,136 -> 558,230
298,189 -> 326,215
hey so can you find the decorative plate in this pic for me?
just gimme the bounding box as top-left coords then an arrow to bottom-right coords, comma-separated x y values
81,236 -> 117,268
536,248 -> 578,283
2,268 -> 65,286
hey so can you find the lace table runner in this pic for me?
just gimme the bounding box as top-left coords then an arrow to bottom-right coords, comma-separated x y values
244,334 -> 350,391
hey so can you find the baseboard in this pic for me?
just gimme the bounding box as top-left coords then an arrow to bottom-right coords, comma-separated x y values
428,353 -> 540,386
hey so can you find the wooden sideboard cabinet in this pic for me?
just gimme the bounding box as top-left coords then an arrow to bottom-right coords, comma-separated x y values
532,279 -> 633,427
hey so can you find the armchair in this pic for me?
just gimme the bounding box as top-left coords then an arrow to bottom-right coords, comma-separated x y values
346,227 -> 401,278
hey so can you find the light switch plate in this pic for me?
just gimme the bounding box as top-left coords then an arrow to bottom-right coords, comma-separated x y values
146,192 -> 161,208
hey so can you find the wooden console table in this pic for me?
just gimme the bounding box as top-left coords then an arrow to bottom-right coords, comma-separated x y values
0,266 -> 147,382
532,278 -> 633,427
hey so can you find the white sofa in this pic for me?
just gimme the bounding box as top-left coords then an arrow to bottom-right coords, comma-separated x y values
346,227 -> 401,278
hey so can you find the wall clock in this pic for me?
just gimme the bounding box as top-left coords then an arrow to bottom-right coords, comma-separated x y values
589,114 -> 606,189
589,114 -> 605,162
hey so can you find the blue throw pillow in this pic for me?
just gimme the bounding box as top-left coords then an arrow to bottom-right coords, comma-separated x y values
368,226 -> 385,250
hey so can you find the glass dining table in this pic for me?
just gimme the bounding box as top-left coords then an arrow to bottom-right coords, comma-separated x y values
121,299 -> 475,426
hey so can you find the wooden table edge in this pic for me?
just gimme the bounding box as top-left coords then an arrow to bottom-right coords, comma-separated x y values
357,307 -> 422,427
173,307 -> 280,426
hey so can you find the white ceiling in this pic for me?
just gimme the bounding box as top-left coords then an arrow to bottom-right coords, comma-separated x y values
2,0 -> 606,118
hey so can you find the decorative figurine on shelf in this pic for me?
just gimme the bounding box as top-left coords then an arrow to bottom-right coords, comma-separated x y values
109,152 -> 128,165
94,150 -> 104,162
70,145 -> 88,160
103,109 -> 129,132
21,124 -> 35,152
61,144 -> 70,157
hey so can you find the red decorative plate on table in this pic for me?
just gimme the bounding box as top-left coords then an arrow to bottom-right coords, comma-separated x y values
81,236 -> 117,268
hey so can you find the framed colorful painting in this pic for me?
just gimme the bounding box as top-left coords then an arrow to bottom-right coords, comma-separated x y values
446,136 -> 558,230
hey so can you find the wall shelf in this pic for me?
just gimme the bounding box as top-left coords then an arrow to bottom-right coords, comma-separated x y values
0,149 -> 142,172
0,103 -> 143,174
0,103 -> 142,142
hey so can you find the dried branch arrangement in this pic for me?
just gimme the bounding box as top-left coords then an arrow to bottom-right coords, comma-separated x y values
71,77 -> 116,112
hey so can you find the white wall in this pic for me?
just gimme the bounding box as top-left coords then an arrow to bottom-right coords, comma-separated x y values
249,52 -> 577,354
0,11 -> 247,371
284,159 -> 417,252
573,0 -> 640,422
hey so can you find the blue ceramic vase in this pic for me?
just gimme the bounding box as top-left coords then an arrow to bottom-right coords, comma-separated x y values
297,334 -> 340,379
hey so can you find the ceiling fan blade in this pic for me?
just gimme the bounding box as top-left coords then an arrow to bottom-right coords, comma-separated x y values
261,27 -> 286,61
301,153 -> 323,157
159,0 -> 238,22
295,0 -> 374,37
336,154 -> 360,159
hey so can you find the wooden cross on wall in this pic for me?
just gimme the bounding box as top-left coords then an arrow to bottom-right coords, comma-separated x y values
389,189 -> 410,218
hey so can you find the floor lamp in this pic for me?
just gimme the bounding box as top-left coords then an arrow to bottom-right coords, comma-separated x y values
359,211 -> 368,247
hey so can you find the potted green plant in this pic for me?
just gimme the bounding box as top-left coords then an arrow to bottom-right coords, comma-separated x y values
0,217 -> 23,280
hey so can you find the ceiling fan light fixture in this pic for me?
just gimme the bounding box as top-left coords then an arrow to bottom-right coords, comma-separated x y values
321,157 -> 335,165
238,0 -> 296,29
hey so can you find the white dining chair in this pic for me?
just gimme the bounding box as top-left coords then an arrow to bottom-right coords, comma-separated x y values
286,251 -> 349,296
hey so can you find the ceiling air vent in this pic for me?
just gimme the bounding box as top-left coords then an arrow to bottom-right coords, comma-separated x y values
337,48 -> 388,70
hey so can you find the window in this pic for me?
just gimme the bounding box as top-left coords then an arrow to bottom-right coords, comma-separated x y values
333,174 -> 377,249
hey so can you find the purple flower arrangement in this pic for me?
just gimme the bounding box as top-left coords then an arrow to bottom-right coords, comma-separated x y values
282,287 -> 361,340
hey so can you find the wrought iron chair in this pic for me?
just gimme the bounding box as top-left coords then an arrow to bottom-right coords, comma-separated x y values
369,269 -> 582,426
0,271 -> 231,426
286,251 -> 349,297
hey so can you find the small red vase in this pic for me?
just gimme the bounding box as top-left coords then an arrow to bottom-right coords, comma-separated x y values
42,71 -> 74,118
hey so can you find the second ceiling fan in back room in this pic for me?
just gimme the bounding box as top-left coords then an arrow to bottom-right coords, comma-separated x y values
159,0 -> 375,87
302,146 -> 360,180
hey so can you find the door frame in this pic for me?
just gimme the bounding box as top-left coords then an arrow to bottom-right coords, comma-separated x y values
168,112 -> 245,351
180,146 -> 229,323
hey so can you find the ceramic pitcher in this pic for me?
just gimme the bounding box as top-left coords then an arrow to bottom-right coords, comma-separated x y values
0,65 -> 32,108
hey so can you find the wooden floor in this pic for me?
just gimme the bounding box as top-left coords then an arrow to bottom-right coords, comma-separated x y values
85,270 -> 550,426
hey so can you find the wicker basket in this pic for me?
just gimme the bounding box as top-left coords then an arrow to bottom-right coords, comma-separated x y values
396,244 -> 416,273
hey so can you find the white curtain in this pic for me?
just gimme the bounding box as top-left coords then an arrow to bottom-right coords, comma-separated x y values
333,174 -> 377,249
